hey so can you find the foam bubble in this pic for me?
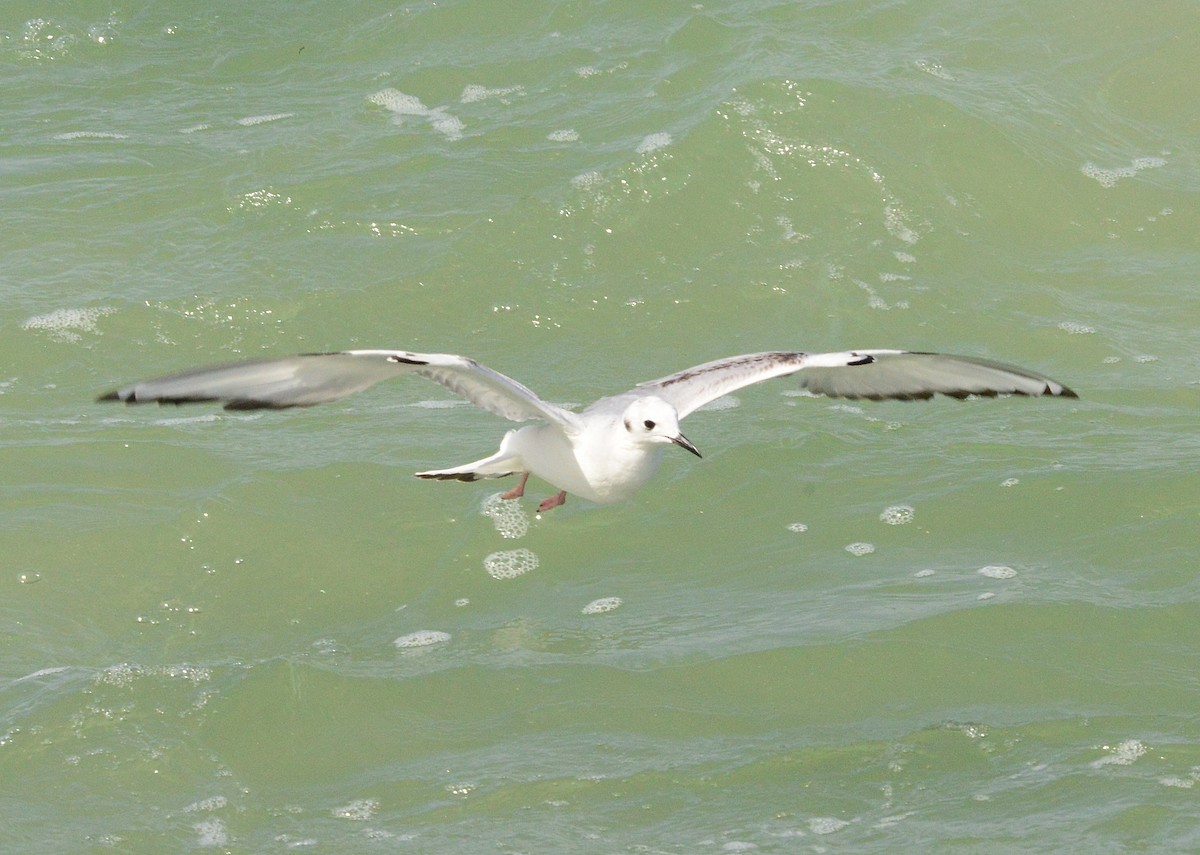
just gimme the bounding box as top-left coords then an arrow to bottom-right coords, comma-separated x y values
571,170 -> 604,189
192,817 -> 227,847
236,113 -> 293,126
480,492 -> 530,539
1001,478 -> 1019,487
786,522 -> 809,533
21,306 -> 114,342
484,548 -> 538,579
977,592 -> 995,601
184,796 -> 228,813
582,597 -> 622,614
460,84 -> 524,103
1057,321 -> 1095,335
978,565 -> 1017,579
1082,156 -> 1165,188
333,798 -> 380,820
53,131 -> 128,140
635,132 -> 672,154
845,542 -> 875,556
879,505 -> 914,525
1092,738 -> 1147,767
368,88 -> 463,141
547,128 -> 579,142
393,630 -> 450,649
914,569 -> 935,578
808,817 -> 849,835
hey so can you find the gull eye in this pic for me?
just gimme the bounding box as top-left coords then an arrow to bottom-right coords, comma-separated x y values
643,419 -> 656,430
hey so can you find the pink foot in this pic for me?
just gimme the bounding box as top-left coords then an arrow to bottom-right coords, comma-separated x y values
537,491 -> 567,512
500,473 -> 529,501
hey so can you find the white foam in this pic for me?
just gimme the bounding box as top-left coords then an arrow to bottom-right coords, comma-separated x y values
786,522 -> 808,533
184,796 -> 228,813
1001,478 -> 1019,487
808,817 -> 849,835
879,504 -> 914,525
332,798 -> 380,820
21,306 -> 114,342
635,132 -> 672,154
1082,156 -> 1165,188
582,597 -> 622,614
914,569 -> 935,578
53,131 -> 128,140
483,548 -> 538,579
1092,738 -> 1146,767
845,542 -> 875,556
1057,320 -> 1095,335
237,113 -> 294,126
480,492 -> 530,539
547,128 -> 579,142
459,84 -> 524,103
393,630 -> 450,649
193,817 -> 228,847
368,88 -> 463,141
978,565 -> 1017,580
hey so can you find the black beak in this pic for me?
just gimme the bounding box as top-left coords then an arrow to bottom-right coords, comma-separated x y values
672,433 -> 702,458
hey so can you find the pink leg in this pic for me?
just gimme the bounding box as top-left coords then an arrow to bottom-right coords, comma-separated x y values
500,473 -> 529,501
537,491 -> 567,512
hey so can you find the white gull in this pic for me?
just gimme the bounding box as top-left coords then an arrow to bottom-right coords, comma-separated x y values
99,348 -> 1076,511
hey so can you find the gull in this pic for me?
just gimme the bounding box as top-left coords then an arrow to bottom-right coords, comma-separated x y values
99,348 -> 1076,511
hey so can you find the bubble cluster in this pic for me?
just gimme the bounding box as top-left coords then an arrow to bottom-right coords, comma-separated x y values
1057,321 -> 1095,335
21,306 -> 114,342
844,542 -> 875,556
480,492 -> 530,539
484,548 -> 539,579
809,817 -> 850,834
978,565 -> 1017,579
1001,478 -> 1019,487
635,132 -> 672,154
236,113 -> 293,126
1082,156 -> 1165,188
459,84 -> 524,103
368,88 -> 463,141
582,597 -> 623,614
1092,738 -> 1146,768
393,630 -> 451,649
879,504 -> 915,525
193,818 -> 228,847
333,798 -> 380,820
547,128 -> 579,142
786,522 -> 809,533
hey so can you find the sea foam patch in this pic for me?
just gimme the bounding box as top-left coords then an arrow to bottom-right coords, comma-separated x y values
368,88 -> 463,141
21,306 -> 114,342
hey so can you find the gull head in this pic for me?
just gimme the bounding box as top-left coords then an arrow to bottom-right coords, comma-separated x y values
622,397 -> 702,458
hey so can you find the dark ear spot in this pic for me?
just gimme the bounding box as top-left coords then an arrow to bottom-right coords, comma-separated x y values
643,419 -> 656,430
624,418 -> 632,432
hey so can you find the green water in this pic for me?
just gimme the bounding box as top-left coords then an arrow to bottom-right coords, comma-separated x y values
4,1 -> 1199,851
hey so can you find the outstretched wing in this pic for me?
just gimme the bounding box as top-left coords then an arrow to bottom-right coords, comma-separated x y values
98,349 -> 578,427
638,350 -> 1077,418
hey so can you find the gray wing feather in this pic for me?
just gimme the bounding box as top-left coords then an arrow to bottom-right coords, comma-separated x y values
639,350 -> 1076,418
98,349 -> 577,427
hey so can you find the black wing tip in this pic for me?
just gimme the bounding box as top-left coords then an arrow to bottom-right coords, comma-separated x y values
97,390 -> 123,403
387,354 -> 429,366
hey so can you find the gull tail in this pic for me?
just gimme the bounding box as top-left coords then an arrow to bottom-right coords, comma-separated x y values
415,449 -> 524,483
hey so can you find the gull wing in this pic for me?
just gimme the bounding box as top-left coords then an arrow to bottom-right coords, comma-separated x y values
98,349 -> 579,427
638,350 -> 1077,419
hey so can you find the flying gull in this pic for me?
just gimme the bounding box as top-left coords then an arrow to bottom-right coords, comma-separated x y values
99,348 -> 1076,511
